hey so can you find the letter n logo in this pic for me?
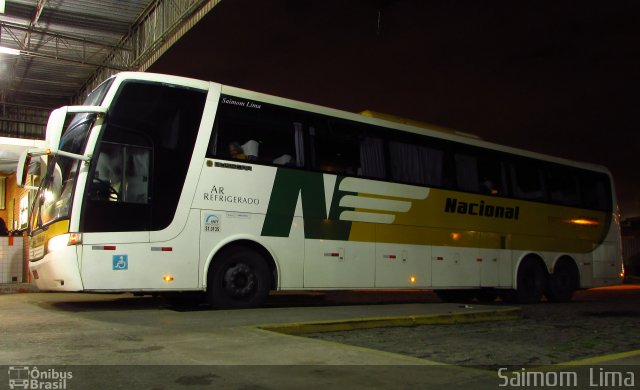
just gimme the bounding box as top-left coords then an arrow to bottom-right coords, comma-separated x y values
261,169 -> 352,240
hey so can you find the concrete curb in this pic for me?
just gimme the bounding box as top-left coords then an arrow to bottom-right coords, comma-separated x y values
259,307 -> 521,335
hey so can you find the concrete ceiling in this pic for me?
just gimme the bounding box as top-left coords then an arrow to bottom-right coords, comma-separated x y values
0,0 -> 220,173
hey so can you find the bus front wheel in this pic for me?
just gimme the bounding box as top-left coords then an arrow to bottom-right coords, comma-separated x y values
207,247 -> 270,309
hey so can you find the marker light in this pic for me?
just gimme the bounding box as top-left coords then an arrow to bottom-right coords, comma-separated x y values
409,276 -> 417,284
68,233 -> 82,245
569,218 -> 599,226
451,232 -> 460,240
47,233 -> 82,253
163,275 -> 174,282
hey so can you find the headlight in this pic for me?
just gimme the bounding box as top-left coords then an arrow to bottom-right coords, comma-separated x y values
47,233 -> 82,253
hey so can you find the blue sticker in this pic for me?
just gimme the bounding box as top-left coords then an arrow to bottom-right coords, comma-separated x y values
204,214 -> 220,232
113,255 -> 128,270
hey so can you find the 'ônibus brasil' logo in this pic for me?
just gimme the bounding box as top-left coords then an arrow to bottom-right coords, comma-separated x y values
8,366 -> 73,389
261,170 -> 428,240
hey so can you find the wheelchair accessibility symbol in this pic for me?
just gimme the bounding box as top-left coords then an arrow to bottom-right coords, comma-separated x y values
113,255 -> 128,270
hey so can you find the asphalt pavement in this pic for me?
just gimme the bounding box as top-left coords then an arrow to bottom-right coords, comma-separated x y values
1,285 -> 639,389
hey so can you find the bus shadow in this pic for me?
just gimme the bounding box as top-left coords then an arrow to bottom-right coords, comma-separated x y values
266,290 -> 442,308
43,295 -> 168,312
41,290 -> 487,313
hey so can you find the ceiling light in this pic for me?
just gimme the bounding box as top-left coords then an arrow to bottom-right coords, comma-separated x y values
0,46 -> 20,56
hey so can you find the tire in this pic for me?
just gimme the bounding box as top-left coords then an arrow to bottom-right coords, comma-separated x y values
434,289 -> 475,303
207,247 -> 271,309
545,259 -> 579,303
514,258 -> 547,304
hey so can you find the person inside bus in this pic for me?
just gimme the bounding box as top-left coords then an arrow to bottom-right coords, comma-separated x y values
228,142 -> 247,160
480,177 -> 498,195
273,154 -> 292,165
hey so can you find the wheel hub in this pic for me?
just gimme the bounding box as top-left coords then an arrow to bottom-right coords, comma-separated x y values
223,263 -> 256,297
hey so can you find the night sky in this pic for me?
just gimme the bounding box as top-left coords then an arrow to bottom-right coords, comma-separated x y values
149,0 -> 640,218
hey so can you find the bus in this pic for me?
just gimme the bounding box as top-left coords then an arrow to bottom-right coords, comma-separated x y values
17,72 -> 622,308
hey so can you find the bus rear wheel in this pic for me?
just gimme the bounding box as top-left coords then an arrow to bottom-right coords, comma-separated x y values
513,257 -> 547,304
207,247 -> 270,309
546,259 -> 579,302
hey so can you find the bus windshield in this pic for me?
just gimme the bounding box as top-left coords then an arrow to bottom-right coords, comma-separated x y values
29,79 -> 113,232
31,114 -> 96,231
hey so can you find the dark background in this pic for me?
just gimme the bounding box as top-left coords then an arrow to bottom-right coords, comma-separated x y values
149,0 -> 639,218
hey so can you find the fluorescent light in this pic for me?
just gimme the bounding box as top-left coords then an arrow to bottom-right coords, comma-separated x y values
0,46 -> 20,56
0,0 -> 5,14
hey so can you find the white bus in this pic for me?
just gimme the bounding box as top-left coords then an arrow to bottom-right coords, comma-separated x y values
18,72 -> 622,308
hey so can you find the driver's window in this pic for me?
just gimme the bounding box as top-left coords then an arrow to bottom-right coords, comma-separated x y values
124,147 -> 150,203
90,141 -> 151,204
93,143 -> 121,201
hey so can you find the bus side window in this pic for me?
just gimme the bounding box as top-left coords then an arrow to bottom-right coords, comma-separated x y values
546,167 -> 580,207
313,120 -> 387,179
477,154 -> 507,195
312,121 -> 360,175
389,141 -> 443,186
359,136 -> 386,179
581,174 -> 611,210
208,97 -> 302,167
510,161 -> 546,201
454,153 -> 479,193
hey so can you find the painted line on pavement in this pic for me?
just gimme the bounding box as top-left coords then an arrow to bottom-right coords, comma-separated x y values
560,349 -> 640,366
258,307 -> 521,335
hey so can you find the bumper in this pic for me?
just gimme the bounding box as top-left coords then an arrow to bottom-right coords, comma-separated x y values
29,245 -> 84,291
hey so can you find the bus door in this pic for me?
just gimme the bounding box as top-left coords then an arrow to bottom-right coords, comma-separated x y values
79,80 -> 209,290
80,139 -> 153,289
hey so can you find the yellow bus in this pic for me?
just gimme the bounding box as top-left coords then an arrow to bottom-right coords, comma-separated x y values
18,72 -> 622,308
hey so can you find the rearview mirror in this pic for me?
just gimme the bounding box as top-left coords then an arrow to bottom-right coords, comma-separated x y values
16,148 -> 90,190
16,149 -> 44,190
45,105 -> 107,149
